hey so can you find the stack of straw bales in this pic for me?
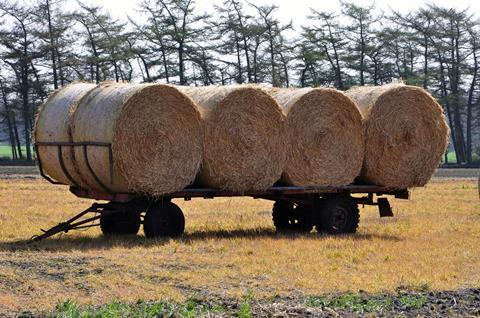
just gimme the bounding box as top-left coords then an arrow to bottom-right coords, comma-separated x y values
346,83 -> 449,188
266,87 -> 364,186
177,85 -> 287,191
35,81 -> 449,195
35,82 -> 203,196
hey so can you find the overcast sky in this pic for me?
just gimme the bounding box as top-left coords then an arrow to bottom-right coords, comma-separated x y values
76,0 -> 480,28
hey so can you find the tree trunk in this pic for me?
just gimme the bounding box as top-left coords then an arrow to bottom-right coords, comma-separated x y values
12,113 -> 23,159
139,55 -> 151,82
21,70 -> 32,161
179,42 -> 186,85
466,40 -> 478,164
359,19 -> 365,85
20,33 -> 32,161
268,28 -> 276,87
235,34 -> 243,84
279,52 -> 289,87
160,43 -> 170,83
327,23 -> 344,89
112,58 -> 119,82
0,80 -> 17,160
423,34 -> 428,89
55,46 -> 65,87
438,54 -> 460,163
45,0 -> 58,89
95,62 -> 100,84
231,0 -> 252,82
242,36 -> 252,82
253,42 -> 259,83
300,65 -> 307,87
448,29 -> 467,163
373,56 -> 379,85
220,70 -> 225,85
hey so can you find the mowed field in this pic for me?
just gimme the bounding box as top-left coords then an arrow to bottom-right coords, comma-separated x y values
0,178 -> 479,315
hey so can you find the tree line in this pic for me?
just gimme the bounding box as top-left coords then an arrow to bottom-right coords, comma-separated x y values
0,0 -> 479,164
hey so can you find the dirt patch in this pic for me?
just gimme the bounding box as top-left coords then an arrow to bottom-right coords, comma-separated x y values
0,166 -> 39,179
433,168 -> 480,180
0,254 -> 116,299
251,289 -> 480,317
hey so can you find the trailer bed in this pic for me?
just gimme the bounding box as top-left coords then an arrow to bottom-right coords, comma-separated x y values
70,184 -> 409,202
33,141 -> 410,241
33,184 -> 408,241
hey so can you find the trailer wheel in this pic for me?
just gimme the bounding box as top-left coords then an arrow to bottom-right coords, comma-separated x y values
272,201 -> 313,233
316,196 -> 359,234
144,201 -> 185,238
100,203 -> 142,236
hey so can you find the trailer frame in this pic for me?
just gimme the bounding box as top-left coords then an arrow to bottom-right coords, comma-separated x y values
32,141 -> 409,241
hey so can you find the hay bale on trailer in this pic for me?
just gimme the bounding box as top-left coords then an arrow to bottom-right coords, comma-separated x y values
346,83 -> 449,188
70,82 -> 203,196
34,83 -> 97,187
267,87 -> 364,186
177,85 -> 287,191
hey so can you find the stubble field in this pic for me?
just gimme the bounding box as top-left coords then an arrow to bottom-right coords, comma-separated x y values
0,177 -> 479,316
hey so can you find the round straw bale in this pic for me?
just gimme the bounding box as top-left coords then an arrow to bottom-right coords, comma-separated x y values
177,85 -> 287,191
71,82 -> 202,195
34,83 -> 97,186
266,87 -> 364,186
346,83 -> 449,188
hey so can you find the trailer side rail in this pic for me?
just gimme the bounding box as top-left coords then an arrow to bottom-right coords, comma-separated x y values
69,185 -> 409,202
34,141 -> 115,194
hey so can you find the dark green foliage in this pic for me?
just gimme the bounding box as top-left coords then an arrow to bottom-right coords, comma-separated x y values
50,298 -> 227,318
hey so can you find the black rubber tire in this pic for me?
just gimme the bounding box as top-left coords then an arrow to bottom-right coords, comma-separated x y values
272,201 -> 313,233
100,203 -> 141,236
316,196 -> 359,234
272,201 -> 294,231
144,201 -> 185,238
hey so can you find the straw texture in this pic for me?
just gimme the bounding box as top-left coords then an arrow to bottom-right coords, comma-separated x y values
34,83 -> 97,186
178,85 -> 287,191
71,82 -> 202,195
346,83 -> 449,188
267,87 -> 364,186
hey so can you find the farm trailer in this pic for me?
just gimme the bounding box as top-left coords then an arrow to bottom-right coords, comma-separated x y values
32,141 -> 409,241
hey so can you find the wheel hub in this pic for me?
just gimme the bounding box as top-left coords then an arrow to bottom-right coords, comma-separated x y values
331,207 -> 348,229
272,201 -> 313,233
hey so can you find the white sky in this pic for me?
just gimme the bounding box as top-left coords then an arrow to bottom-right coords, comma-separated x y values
76,0 -> 480,29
